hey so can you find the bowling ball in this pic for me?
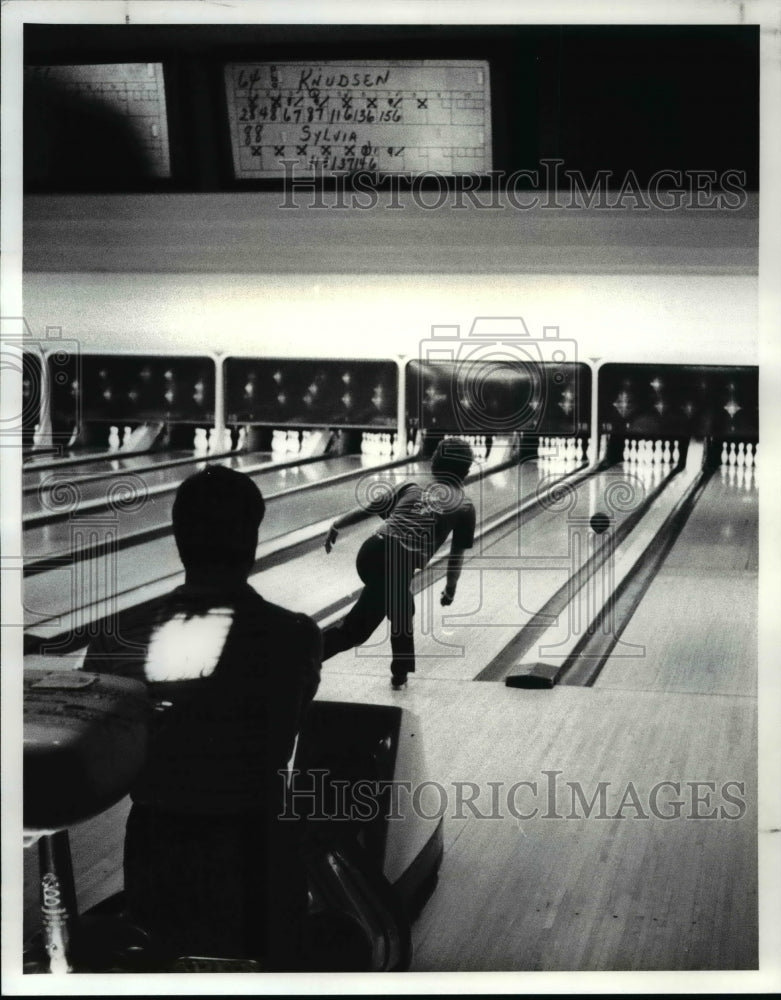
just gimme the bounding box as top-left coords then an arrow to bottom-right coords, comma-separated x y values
590,512 -> 611,534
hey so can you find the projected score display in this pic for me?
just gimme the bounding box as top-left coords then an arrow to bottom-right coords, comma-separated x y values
24,63 -> 171,178
224,60 -> 492,178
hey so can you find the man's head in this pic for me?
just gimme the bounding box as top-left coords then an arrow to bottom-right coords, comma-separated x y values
172,466 -> 265,577
431,437 -> 474,485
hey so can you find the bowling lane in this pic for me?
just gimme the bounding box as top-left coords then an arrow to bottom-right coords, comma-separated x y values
22,447 -> 243,494
23,453 -> 394,566
594,465 -> 758,696
23,455 -> 561,639
23,445 -> 137,469
248,455 -> 563,609
318,461 -> 688,683
22,450 -> 328,518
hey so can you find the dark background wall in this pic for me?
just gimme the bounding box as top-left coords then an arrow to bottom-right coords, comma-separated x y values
24,24 -> 759,193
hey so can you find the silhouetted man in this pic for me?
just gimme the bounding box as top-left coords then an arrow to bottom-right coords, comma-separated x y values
85,465 -> 321,968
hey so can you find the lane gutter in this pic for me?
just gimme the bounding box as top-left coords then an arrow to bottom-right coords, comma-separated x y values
500,459 -> 711,689
559,464 -> 715,687
23,454 -> 589,657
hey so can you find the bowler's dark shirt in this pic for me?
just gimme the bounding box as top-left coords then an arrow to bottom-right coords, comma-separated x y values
373,481 -> 476,569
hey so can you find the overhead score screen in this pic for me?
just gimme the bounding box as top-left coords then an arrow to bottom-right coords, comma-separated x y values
24,63 -> 172,178
224,60 -> 492,178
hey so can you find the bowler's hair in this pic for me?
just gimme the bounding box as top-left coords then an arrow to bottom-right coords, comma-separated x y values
431,437 -> 473,484
172,465 -> 265,572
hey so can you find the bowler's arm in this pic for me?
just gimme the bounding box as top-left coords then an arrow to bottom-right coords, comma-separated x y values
440,546 -> 466,606
325,482 -> 401,553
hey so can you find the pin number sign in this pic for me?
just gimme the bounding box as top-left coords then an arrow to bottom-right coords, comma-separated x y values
224,59 -> 492,178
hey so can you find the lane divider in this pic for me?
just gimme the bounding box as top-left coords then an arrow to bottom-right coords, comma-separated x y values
22,452 -> 374,530
23,454 -> 412,575
502,444 -> 704,689
22,448 -> 325,496
23,454 -> 582,656
315,459 -> 594,630
559,465 -> 715,688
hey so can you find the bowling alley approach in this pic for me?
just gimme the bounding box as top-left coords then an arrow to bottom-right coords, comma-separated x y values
7,13 -> 772,984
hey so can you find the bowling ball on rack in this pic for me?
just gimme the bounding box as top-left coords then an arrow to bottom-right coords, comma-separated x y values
590,512 -> 611,535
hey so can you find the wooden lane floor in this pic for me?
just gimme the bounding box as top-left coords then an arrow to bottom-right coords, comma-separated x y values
594,465 -> 758,696
22,446 -> 254,494
24,457 -> 758,971
313,459 -> 757,969
22,454 -> 533,646
23,455 -> 428,639
23,453 -> 390,561
23,672 -> 758,970
315,673 -> 757,970
319,460 -> 686,683
22,449 -> 284,508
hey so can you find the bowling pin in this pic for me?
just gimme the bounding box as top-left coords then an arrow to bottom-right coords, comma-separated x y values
736,442 -> 745,468
672,440 -> 680,465
720,441 -> 728,466
108,425 -> 120,451
237,427 -> 247,451
122,426 -> 132,449
224,428 -> 234,452
728,442 -> 736,466
662,440 -> 671,465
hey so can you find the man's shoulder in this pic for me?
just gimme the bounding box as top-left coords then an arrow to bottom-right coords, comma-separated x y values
253,595 -> 321,642
391,480 -> 420,500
